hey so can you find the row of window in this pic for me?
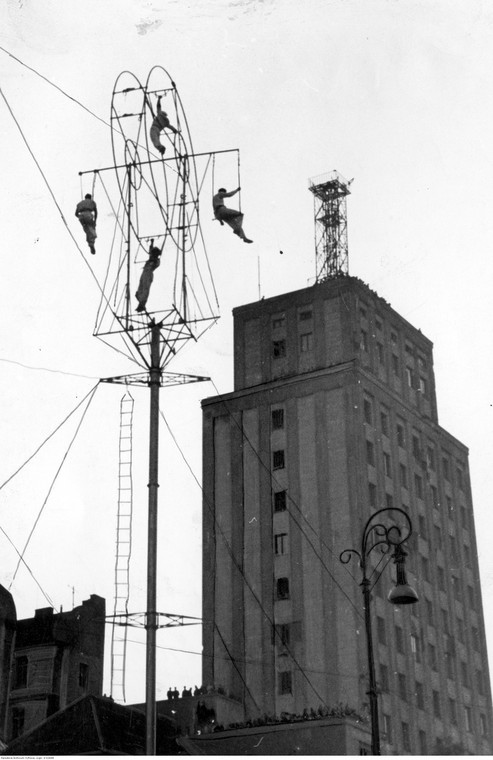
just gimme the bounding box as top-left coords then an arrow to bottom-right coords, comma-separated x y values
272,333 -> 314,359
382,709 -> 488,753
13,655 -> 89,691
363,398 -> 466,490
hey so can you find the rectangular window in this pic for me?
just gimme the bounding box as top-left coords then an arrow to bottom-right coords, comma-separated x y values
464,543 -> 471,567
446,497 -> 454,518
363,398 -> 373,425
412,435 -> 421,459
396,422 -> 405,447
300,332 -> 313,352
468,586 -> 476,610
480,714 -> 488,737
279,671 -> 292,695
457,617 -> 465,643
464,705 -> 473,733
274,490 -> 287,512
432,690 -> 441,719
272,450 -> 285,470
442,457 -> 450,480
383,714 -> 392,743
272,339 -> 286,358
449,698 -> 457,725
427,445 -> 436,471
433,523 -> 442,548
445,651 -> 454,680
273,623 -> 290,648
410,633 -> 421,663
428,642 -> 437,670
271,408 -> 284,430
401,722 -> 411,752
385,493 -> 394,509
360,330 -> 369,352
368,482 -> 377,508
405,366 -> 414,388
377,342 -> 385,365
11,707 -> 25,740
419,730 -> 427,755
421,556 -> 429,582
419,376 -> 427,395
461,661 -> 470,687
431,485 -> 439,509
415,681 -> 424,710
366,441 -> 375,466
441,608 -> 450,634
272,315 -> 285,330
414,474 -> 423,499
274,533 -> 288,555
276,577 -> 290,600
418,514 -> 427,539
79,662 -> 89,690
383,452 -> 392,478
14,656 -> 28,689
399,464 -> 408,489
456,467 -> 464,491
380,410 -> 389,436
398,673 -> 407,701
437,566 -> 445,591
392,354 -> 399,376
299,309 -> 312,321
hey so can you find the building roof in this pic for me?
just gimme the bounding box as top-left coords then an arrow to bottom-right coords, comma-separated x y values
3,694 -> 184,756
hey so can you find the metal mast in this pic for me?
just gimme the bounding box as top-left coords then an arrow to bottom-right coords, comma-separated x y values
308,169 -> 352,281
78,65 -> 241,755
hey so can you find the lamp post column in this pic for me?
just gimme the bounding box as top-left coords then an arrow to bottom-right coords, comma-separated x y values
361,576 -> 380,755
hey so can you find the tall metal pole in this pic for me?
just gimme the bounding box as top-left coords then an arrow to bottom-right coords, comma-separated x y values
361,575 -> 380,755
340,507 -> 418,756
145,322 -> 161,755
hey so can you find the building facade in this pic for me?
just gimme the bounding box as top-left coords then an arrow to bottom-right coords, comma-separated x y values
201,276 -> 493,755
7,594 -> 105,742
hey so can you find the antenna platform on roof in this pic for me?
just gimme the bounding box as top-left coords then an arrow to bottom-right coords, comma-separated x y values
308,169 -> 353,282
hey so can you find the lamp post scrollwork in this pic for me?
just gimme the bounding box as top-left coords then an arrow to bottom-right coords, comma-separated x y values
339,507 -> 418,755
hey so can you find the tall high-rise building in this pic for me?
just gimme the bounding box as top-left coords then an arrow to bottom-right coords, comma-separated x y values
201,275 -> 493,755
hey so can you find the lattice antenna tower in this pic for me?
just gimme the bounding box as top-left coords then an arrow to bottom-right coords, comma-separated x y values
308,170 -> 353,282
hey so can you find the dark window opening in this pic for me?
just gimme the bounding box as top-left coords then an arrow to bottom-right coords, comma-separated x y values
14,656 -> 28,689
276,577 -> 290,600
271,408 -> 284,429
79,662 -> 89,690
279,670 -> 292,695
272,450 -> 285,470
274,490 -> 287,512
272,340 -> 286,359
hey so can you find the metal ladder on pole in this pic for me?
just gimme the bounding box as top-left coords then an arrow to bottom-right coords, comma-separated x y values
110,392 -> 134,702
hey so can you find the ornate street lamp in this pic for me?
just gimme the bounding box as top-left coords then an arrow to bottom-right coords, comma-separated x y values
340,507 -> 419,755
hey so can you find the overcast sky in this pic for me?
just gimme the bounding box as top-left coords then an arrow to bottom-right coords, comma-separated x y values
1,0 -> 493,706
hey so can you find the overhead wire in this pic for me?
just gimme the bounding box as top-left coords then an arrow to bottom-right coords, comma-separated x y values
0,382 -> 100,493
0,524 -> 57,609
0,85 -> 122,323
9,382 -> 100,588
